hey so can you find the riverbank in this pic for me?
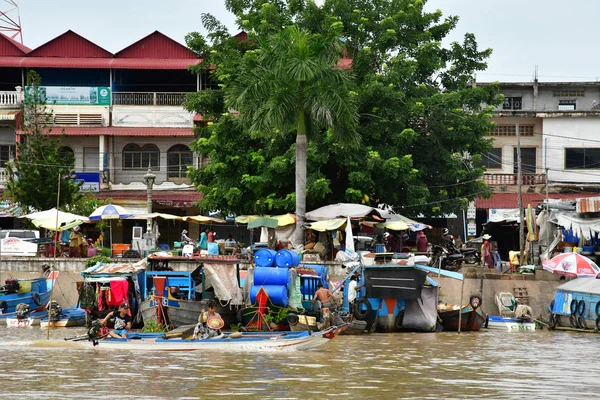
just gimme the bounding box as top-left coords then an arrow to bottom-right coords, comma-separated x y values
0,257 -> 563,318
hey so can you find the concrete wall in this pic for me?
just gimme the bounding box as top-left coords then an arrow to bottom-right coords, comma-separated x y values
536,86 -> 600,112
489,116 -> 543,174
544,117 -> 600,183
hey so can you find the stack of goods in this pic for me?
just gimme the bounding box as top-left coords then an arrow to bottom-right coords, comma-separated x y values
249,249 -> 301,307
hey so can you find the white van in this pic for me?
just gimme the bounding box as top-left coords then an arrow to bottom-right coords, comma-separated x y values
0,230 -> 40,256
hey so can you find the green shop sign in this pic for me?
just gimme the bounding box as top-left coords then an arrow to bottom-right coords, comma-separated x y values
25,86 -> 111,106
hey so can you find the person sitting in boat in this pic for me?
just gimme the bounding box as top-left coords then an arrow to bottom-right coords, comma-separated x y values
192,300 -> 224,340
100,302 -> 132,339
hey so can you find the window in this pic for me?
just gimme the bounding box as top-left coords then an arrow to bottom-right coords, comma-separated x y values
491,125 -> 534,137
514,148 -> 537,174
58,146 -> 75,167
0,145 -> 15,168
122,144 -> 159,170
167,144 -> 193,178
565,148 -> 600,169
483,148 -> 502,169
503,96 -> 522,110
554,90 -> 584,97
558,99 -> 576,111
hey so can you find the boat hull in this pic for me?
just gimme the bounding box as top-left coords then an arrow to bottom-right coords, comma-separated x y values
439,306 -> 487,332
6,317 -> 41,327
140,298 -> 239,328
485,315 -> 536,331
0,310 -> 47,326
74,325 -> 347,352
41,308 -> 87,328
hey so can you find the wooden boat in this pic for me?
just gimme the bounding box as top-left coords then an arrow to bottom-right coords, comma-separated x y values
438,304 -> 487,332
5,315 -> 42,327
0,310 -> 46,326
140,297 -> 239,329
40,307 -> 86,328
485,315 -> 535,331
0,276 -> 56,321
71,325 -> 348,351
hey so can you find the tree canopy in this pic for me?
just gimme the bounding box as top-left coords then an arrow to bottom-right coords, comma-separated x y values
184,0 -> 500,217
5,71 -> 83,212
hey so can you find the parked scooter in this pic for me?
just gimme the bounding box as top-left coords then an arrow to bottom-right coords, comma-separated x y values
430,244 -> 464,272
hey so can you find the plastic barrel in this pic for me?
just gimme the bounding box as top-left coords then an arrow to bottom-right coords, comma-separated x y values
254,249 -> 277,268
275,250 -> 301,268
375,244 -> 386,253
254,267 -> 290,287
250,285 -> 289,307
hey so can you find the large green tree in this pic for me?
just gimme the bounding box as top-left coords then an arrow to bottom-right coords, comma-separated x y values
185,0 -> 500,223
6,71 -> 82,212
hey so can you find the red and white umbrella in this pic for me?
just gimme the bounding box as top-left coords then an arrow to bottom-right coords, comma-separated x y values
542,253 -> 600,278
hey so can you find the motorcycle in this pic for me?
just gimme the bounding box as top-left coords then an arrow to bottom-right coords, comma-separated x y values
430,244 -> 464,272
459,247 -> 480,264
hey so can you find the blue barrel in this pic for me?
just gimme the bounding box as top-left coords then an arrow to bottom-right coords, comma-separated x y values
275,249 -> 300,268
254,267 -> 290,286
250,285 -> 288,307
375,244 -> 386,253
254,249 -> 276,267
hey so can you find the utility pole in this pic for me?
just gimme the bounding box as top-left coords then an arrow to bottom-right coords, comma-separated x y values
517,123 -> 525,267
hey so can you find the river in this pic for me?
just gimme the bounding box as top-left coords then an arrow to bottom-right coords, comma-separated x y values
0,327 -> 597,399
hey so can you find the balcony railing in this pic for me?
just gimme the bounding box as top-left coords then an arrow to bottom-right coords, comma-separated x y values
484,173 -> 546,185
113,92 -> 188,106
0,89 -> 22,109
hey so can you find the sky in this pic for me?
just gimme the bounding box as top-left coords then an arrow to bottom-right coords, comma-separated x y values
8,0 -> 600,83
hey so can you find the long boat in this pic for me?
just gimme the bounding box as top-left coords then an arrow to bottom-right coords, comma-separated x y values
0,275 -> 57,325
485,315 -> 536,331
40,307 -> 86,328
70,325 -> 348,351
438,304 -> 487,332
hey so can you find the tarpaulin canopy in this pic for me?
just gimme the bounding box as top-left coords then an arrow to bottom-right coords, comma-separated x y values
126,213 -> 184,220
305,218 -> 346,232
186,215 -> 226,224
32,218 -> 83,231
235,214 -> 296,227
247,217 -> 279,229
21,208 -> 89,224
305,203 -> 385,222
551,212 -> 600,241
374,220 -> 409,231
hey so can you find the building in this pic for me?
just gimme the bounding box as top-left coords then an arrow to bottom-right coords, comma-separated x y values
0,30 -> 210,243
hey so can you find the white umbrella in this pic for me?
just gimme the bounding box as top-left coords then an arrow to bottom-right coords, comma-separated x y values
22,208 -> 89,224
345,216 -> 355,254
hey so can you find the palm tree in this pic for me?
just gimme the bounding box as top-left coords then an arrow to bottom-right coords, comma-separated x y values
228,26 -> 359,244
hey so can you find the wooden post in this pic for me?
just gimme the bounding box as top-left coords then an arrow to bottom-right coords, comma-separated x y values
458,278 -> 465,334
48,173 -> 61,340
517,123 -> 525,268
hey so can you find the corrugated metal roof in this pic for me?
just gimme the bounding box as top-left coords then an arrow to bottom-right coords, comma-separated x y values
17,127 -> 194,137
475,193 -> 599,209
115,31 -> 198,59
95,190 -> 203,202
0,32 -> 31,55
82,262 -> 146,276
28,30 -> 113,58
577,197 -> 600,213
556,278 -> 600,295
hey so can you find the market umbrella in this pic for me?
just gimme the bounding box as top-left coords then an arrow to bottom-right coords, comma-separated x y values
374,220 -> 410,231
22,208 -> 89,225
304,218 -> 346,232
247,217 -> 279,230
186,215 -> 227,224
89,204 -> 133,250
31,217 -> 83,231
542,253 -> 600,278
305,203 -> 385,221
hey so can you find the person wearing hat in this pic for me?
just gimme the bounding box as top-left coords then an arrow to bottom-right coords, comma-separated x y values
192,300 -> 224,340
181,229 -> 193,244
481,234 -> 494,269
101,302 -> 132,339
69,226 -> 86,257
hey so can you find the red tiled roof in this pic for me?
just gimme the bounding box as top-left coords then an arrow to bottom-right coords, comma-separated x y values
110,58 -> 201,69
96,190 -> 203,202
476,193 -> 600,209
28,30 -> 113,58
0,32 -> 31,55
115,31 -> 198,59
17,127 -> 194,137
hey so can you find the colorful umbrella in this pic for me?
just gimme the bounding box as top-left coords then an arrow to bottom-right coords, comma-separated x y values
542,253 -> 600,278
89,204 -> 133,221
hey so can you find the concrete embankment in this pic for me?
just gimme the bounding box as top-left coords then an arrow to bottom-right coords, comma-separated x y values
1,258 -> 564,319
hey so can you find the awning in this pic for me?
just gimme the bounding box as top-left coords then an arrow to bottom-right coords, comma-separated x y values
95,190 -> 203,209
17,127 -> 194,137
476,193 -> 599,209
305,218 -> 346,232
0,110 -> 19,120
0,57 -> 202,70
306,203 -> 385,221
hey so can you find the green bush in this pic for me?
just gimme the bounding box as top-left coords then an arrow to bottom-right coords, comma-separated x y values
85,255 -> 111,269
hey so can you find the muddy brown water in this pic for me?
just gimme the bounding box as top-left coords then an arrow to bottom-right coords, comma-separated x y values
0,326 -> 598,399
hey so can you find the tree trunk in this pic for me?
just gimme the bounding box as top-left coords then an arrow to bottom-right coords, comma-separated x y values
294,111 -> 308,245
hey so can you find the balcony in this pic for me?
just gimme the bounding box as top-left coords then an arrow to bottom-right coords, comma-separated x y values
0,89 -> 22,109
113,92 -> 188,106
484,173 -> 546,186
